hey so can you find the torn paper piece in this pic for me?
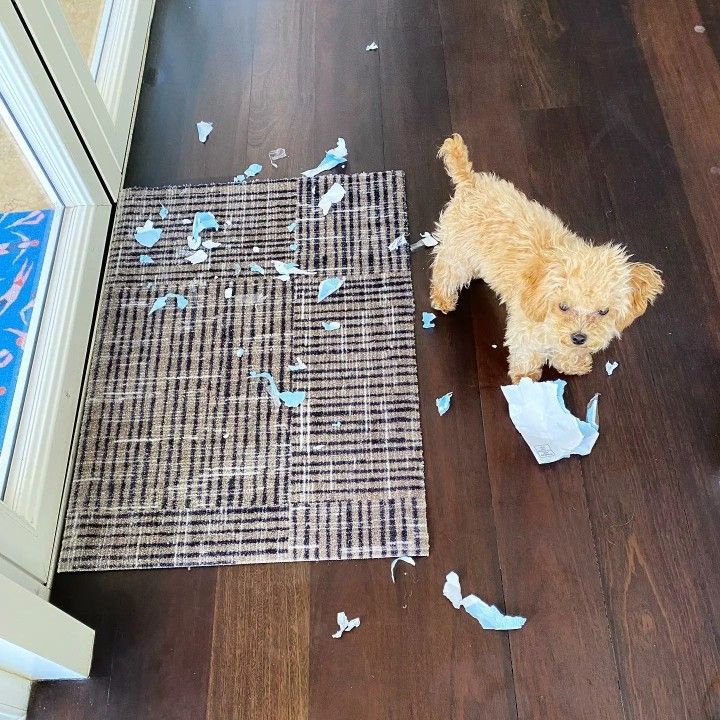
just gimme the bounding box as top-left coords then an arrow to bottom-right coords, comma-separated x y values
149,293 -> 188,315
244,163 -> 262,178
181,218 -> 191,225
365,41 -> 379,51
191,211 -> 219,247
695,24 -> 706,33
289,359 -> 307,372
272,260 -> 315,277
159,204 -> 169,220
233,174 -> 245,183
302,137 -> 348,177
444,572 -> 526,630
323,321 -> 341,332
224,287 -> 234,299
422,312 -> 436,329
249,370 -> 306,407
187,248 -> 208,264
196,121 -> 213,142
134,219 -> 162,248
331,421 -> 342,428
202,239 -> 221,250
235,347 -> 245,358
390,555 -> 415,583
388,234 -> 408,251
139,254 -> 154,265
317,277 -> 345,302
252,246 -> 260,253
289,242 -> 299,252
501,378 -> 600,464
491,344 -> 498,349
249,263 -> 265,274
269,147 -> 287,168
605,360 -> 618,376
287,220 -> 298,232
410,232 -> 439,251
318,182 -> 345,215
331,611 -> 361,639
443,571 -> 463,609
436,392 -> 453,416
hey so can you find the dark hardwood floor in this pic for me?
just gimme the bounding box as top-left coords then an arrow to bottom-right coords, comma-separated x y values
29,0 -> 720,718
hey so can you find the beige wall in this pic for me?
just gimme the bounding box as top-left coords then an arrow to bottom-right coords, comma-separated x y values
59,0 -> 107,65
0,120 -> 51,212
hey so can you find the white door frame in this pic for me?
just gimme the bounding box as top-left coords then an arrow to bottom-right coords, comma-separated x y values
0,2 -> 110,591
14,0 -> 155,197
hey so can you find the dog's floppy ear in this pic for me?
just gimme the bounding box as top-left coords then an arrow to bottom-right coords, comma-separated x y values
520,258 -> 559,323
618,262 -> 664,330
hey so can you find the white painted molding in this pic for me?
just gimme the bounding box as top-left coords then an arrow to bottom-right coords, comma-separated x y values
0,204 -> 110,582
0,669 -> 31,720
0,575 -> 93,681
0,3 -> 106,207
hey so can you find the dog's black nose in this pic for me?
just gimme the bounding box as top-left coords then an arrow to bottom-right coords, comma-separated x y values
571,332 -> 587,346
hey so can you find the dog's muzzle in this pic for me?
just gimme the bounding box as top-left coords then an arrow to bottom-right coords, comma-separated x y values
571,332 -> 587,346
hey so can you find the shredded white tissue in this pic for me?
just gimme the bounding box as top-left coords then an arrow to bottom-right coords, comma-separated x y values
695,24 -> 706,33
187,248 -> 208,264
287,220 -> 298,232
501,378 -> 599,464
134,219 -> 162,248
388,234 -> 408,251
224,287 -> 234,299
390,556 -> 415,583
318,182 -> 346,215
366,41 -> 379,51
196,121 -> 213,142
139,254 -> 154,265
181,218 -> 191,225
331,611 -> 361,639
302,137 -> 348,177
159,204 -> 169,220
605,360 -> 619,376
436,392 -> 453,416
289,242 -> 299,252
235,347 -> 245,358
269,147 -> 287,168
410,232 -> 439,251
252,246 -> 260,253
317,277 -> 345,301
444,571 -> 526,631
491,344 -> 498,349
233,174 -> 245,183
202,239 -> 221,250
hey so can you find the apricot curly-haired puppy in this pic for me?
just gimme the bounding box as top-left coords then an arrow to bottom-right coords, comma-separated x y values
430,134 -> 664,383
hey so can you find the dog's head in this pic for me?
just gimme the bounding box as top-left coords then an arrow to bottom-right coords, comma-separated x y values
520,243 -> 663,353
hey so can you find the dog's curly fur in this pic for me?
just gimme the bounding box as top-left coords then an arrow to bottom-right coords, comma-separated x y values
430,134 -> 664,383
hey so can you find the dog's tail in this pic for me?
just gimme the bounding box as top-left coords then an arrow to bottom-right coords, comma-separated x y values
438,134 -> 474,186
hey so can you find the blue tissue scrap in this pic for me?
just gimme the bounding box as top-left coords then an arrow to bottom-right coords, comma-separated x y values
134,220 -> 162,248
322,321 -> 341,332
249,370 -> 306,407
436,392 -> 453,416
317,277 -> 345,302
191,211 -> 219,248
159,204 -> 169,220
249,263 -> 265,274
139,254 -> 154,265
422,311 -> 436,329
149,293 -> 188,315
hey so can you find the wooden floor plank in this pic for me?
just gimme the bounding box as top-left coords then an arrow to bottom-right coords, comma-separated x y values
29,569 -> 218,720
550,0 -> 720,715
125,0 -> 258,187
438,2 -> 626,716
206,565 -> 309,720
628,0 -> 720,299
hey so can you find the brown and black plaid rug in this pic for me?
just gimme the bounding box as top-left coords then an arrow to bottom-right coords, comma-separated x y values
59,172 -> 429,571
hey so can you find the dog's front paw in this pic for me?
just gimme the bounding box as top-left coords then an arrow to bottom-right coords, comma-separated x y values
508,368 -> 542,384
553,353 -> 593,376
430,286 -> 458,314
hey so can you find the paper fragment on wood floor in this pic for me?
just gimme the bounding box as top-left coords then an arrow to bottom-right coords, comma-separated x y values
332,611 -> 361,638
390,555 -> 415,583
196,121 -> 213,142
302,137 -> 348,177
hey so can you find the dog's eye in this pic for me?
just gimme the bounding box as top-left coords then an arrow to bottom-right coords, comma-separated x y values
559,303 -> 570,312
597,308 -> 609,316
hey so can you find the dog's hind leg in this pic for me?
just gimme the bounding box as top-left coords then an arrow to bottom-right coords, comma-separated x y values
430,247 -> 473,313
